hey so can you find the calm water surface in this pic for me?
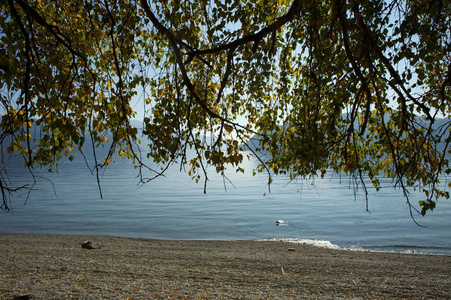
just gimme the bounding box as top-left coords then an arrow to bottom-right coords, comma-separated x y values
2,153 -> 450,255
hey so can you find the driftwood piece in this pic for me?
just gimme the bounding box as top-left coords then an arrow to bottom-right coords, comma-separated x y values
81,240 -> 102,249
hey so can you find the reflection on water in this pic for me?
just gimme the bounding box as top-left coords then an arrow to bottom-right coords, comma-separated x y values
2,152 -> 451,255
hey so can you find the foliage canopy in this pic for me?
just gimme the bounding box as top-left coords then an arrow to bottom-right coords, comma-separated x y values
1,0 -> 450,220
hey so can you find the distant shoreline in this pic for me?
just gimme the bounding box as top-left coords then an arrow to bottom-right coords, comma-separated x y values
1,233 -> 450,299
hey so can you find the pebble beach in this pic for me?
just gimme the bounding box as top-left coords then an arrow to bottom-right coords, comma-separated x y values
1,234 -> 450,299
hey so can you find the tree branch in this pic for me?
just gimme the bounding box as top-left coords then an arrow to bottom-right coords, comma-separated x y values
216,47 -> 235,104
188,0 -> 303,57
13,0 -> 93,75
7,0 -> 33,167
348,0 -> 433,122
335,0 -> 372,136
140,0 -> 224,121
140,0 -> 259,138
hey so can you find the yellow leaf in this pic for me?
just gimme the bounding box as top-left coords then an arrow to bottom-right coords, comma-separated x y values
224,124 -> 233,134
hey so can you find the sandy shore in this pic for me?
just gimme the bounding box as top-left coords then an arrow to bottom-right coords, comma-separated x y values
0,234 -> 449,299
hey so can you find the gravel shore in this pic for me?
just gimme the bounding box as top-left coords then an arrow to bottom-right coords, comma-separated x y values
1,233 -> 449,299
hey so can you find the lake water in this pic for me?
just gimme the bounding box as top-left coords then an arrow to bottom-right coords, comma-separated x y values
2,152 -> 450,255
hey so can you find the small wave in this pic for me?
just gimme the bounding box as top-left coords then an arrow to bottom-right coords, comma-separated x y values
356,244 -> 451,255
260,239 -> 451,255
261,238 -> 341,250
372,244 -> 451,251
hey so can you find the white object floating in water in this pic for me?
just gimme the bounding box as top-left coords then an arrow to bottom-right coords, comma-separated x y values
276,220 -> 287,226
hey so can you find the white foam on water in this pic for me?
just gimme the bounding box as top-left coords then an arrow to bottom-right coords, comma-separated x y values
261,238 -> 341,250
260,238 -> 451,255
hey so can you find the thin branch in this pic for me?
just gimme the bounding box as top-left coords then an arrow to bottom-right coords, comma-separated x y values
237,132 -> 273,193
216,48 -> 236,104
187,0 -> 303,57
13,0 -> 91,71
336,0 -> 373,137
348,0 -> 433,121
140,0 -> 259,136
7,0 -> 33,167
